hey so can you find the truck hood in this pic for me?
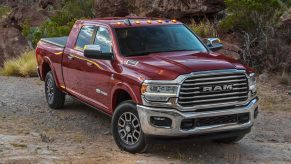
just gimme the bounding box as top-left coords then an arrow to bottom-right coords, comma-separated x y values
124,51 -> 251,81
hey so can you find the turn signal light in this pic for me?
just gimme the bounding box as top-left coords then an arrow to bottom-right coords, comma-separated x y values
141,83 -> 148,94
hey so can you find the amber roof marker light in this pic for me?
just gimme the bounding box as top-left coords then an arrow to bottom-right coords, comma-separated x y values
147,20 -> 152,24
157,20 -> 163,23
171,19 -> 177,23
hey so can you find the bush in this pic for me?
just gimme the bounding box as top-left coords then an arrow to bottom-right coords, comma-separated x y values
219,0 -> 291,72
219,0 -> 284,34
0,51 -> 37,77
0,5 -> 10,18
188,20 -> 218,38
21,0 -> 95,47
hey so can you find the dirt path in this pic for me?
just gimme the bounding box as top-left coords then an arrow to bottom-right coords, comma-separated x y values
0,76 -> 291,163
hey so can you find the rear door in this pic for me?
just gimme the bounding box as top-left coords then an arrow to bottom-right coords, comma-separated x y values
62,25 -> 97,99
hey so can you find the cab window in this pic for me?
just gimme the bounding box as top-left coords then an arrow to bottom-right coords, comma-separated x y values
75,26 -> 95,50
94,27 -> 112,53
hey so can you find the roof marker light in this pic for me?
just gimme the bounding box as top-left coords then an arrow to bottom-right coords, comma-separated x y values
157,20 -> 163,23
117,21 -> 122,25
135,20 -> 140,24
171,19 -> 177,23
147,20 -> 152,24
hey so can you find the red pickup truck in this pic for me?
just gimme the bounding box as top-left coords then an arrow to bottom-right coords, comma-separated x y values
36,17 -> 258,153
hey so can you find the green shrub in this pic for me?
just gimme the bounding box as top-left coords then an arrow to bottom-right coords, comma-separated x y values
21,0 -> 95,47
0,5 -> 11,18
0,51 -> 37,77
188,20 -> 218,38
219,0 -> 284,34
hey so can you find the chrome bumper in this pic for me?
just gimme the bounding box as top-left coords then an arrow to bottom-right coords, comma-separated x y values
137,98 -> 258,137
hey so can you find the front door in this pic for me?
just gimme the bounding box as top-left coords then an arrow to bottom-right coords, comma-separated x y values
83,26 -> 116,112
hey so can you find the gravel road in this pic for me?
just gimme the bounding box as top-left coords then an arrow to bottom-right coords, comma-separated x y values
0,76 -> 291,163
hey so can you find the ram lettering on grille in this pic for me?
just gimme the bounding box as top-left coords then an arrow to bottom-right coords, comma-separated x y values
178,71 -> 249,108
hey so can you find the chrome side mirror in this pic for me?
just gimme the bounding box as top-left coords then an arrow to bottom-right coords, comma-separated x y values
206,38 -> 223,52
84,45 -> 113,60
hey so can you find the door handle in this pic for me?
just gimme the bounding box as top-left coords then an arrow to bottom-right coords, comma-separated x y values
87,62 -> 93,67
68,55 -> 74,60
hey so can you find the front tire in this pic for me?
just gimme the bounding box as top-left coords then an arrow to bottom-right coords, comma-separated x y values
112,101 -> 148,153
45,71 -> 65,109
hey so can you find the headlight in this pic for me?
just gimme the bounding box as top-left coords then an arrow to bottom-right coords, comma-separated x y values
141,83 -> 178,102
248,73 -> 257,93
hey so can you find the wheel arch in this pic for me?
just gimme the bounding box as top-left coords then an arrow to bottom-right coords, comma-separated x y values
111,84 -> 141,112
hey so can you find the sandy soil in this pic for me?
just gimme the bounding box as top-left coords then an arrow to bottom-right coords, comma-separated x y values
0,76 -> 291,163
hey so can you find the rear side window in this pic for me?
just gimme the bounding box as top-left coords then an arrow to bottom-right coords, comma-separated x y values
75,26 -> 95,50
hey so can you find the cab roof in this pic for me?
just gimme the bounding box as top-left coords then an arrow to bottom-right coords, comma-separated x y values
76,17 -> 182,28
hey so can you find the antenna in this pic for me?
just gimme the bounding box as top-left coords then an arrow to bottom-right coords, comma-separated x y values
124,18 -> 132,26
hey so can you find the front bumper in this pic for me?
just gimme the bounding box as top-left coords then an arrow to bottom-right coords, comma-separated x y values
137,98 -> 258,137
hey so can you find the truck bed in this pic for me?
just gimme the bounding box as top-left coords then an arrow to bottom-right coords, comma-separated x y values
40,36 -> 68,48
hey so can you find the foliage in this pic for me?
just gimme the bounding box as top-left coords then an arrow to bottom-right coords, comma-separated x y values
188,19 -> 218,38
0,5 -> 11,18
21,0 -> 95,47
219,0 -> 291,72
0,51 -> 37,77
219,0 -> 285,34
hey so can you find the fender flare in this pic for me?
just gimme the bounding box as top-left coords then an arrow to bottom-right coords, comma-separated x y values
41,57 -> 60,88
111,82 -> 142,110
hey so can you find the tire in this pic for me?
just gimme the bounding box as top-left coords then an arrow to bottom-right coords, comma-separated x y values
112,101 -> 148,153
45,71 -> 65,109
214,135 -> 245,144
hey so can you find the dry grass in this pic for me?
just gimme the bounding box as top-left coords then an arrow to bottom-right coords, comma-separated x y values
257,75 -> 291,112
188,19 -> 218,38
0,50 -> 37,77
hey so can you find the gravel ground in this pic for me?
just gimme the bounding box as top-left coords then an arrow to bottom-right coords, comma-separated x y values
0,76 -> 291,163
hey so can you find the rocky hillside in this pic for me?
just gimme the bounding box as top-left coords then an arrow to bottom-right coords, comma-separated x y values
94,0 -> 225,18
0,0 -> 226,66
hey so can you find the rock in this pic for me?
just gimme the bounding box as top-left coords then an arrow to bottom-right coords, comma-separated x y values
94,0 -> 225,18
217,41 -> 242,60
4,5 -> 49,28
0,27 -> 31,67
259,72 -> 269,82
39,0 -> 59,9
280,8 -> 291,26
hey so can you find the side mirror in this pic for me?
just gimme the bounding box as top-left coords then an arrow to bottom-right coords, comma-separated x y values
84,45 -> 113,60
206,38 -> 223,52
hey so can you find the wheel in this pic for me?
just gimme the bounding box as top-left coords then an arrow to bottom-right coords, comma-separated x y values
45,71 -> 65,109
214,135 -> 245,144
112,101 -> 148,153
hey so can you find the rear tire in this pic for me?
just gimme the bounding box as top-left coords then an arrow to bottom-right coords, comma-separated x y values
45,71 -> 65,109
112,101 -> 148,153
214,135 -> 245,144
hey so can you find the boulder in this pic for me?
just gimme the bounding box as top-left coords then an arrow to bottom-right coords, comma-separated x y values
94,0 -> 225,18
0,27 -> 31,67
281,7 -> 291,25
3,5 -> 49,28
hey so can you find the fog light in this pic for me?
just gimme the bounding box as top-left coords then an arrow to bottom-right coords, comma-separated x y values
150,117 -> 172,128
238,113 -> 250,124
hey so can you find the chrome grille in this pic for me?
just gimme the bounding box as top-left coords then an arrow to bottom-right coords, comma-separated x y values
178,70 -> 249,108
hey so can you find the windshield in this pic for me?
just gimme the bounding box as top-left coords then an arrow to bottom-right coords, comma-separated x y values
115,24 -> 207,57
